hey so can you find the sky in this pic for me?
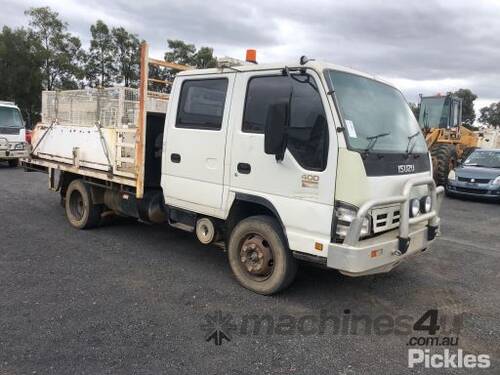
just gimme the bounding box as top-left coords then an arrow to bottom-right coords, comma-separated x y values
2,0 -> 500,117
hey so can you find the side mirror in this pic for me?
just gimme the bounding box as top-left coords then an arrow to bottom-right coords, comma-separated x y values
264,103 -> 288,161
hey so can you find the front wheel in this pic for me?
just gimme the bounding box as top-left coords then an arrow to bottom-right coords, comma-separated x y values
65,179 -> 103,229
228,215 -> 297,295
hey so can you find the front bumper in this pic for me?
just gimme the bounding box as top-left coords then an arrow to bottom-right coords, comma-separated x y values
0,149 -> 29,160
447,180 -> 500,200
327,176 -> 444,276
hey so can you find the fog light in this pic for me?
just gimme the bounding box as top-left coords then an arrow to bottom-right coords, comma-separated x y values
420,195 -> 432,213
410,198 -> 420,217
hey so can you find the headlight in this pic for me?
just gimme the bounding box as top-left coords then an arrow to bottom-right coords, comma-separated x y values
420,195 -> 432,213
15,143 -> 25,150
448,170 -> 456,181
410,198 -> 420,217
493,176 -> 500,185
335,204 -> 371,240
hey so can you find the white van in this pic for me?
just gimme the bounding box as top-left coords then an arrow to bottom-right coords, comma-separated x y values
0,101 -> 29,167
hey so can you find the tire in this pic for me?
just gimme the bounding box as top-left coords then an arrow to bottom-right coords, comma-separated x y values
64,179 -> 103,229
8,159 -> 18,168
430,144 -> 457,186
461,147 -> 477,162
228,215 -> 297,295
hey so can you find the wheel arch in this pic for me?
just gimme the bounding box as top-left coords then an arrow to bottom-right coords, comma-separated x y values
226,193 -> 289,248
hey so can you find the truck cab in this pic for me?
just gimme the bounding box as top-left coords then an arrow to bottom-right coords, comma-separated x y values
0,101 -> 29,167
161,60 -> 443,293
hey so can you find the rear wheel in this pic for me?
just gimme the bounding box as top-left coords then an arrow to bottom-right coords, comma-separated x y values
7,159 -> 18,168
430,144 -> 457,186
65,179 -> 103,229
228,215 -> 297,295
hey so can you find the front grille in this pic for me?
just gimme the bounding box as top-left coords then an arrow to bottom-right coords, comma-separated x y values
455,187 -> 489,194
0,127 -> 20,135
372,205 -> 400,233
457,176 -> 491,184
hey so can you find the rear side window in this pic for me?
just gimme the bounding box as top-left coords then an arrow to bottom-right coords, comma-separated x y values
243,74 -> 329,171
176,78 -> 228,130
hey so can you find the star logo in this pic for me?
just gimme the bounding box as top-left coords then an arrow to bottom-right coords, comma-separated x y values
200,311 -> 236,346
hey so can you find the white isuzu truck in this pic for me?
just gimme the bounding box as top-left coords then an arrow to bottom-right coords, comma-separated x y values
23,45 -> 444,294
0,101 -> 29,167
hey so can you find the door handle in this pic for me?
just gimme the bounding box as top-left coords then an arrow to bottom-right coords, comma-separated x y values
237,162 -> 251,174
171,153 -> 181,163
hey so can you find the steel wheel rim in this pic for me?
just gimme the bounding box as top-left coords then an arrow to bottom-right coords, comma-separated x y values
69,190 -> 85,221
238,232 -> 275,282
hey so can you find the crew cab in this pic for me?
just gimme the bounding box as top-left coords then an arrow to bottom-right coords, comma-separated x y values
22,45 -> 444,294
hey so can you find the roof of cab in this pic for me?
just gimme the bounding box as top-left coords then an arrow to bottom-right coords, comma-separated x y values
0,100 -> 18,108
176,60 -> 396,88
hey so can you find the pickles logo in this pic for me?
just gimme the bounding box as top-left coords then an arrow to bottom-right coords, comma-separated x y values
398,164 -> 415,174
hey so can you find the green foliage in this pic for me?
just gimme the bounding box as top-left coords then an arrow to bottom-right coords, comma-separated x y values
164,39 -> 196,65
112,27 -> 141,87
452,88 -> 477,123
25,7 -> 84,90
164,39 -> 217,68
479,102 -> 500,128
192,47 -> 217,68
86,20 -> 117,87
0,26 -> 43,126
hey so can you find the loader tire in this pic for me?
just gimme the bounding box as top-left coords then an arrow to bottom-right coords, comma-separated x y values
430,144 -> 457,186
65,179 -> 103,229
228,215 -> 297,295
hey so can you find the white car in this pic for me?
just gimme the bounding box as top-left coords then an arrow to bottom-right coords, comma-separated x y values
0,101 -> 29,167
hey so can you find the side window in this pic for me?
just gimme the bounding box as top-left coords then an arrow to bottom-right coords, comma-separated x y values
176,78 -> 228,130
242,76 -> 291,133
288,75 -> 329,171
242,74 -> 329,171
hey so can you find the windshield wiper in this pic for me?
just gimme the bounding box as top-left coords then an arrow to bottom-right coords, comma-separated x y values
405,131 -> 421,157
364,132 -> 390,154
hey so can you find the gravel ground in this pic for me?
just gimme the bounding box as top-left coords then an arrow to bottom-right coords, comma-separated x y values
0,165 -> 499,374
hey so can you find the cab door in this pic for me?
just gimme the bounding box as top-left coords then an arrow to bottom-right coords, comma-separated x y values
227,70 -> 338,252
162,74 -> 234,215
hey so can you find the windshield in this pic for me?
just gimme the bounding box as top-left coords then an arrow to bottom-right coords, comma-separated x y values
0,107 -> 23,128
464,150 -> 500,168
418,97 -> 450,129
326,70 -> 427,154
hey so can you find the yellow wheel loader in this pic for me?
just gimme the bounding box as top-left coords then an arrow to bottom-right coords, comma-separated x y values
418,94 -> 480,185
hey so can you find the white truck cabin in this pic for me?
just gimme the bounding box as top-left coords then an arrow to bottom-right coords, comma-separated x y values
0,101 -> 29,167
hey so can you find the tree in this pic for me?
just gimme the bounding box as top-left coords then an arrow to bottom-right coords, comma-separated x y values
111,27 -> 140,87
479,102 -> 500,129
0,26 -> 43,127
25,7 -> 84,90
453,88 -> 477,124
164,39 -> 196,66
192,46 -> 217,69
86,20 -> 117,87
